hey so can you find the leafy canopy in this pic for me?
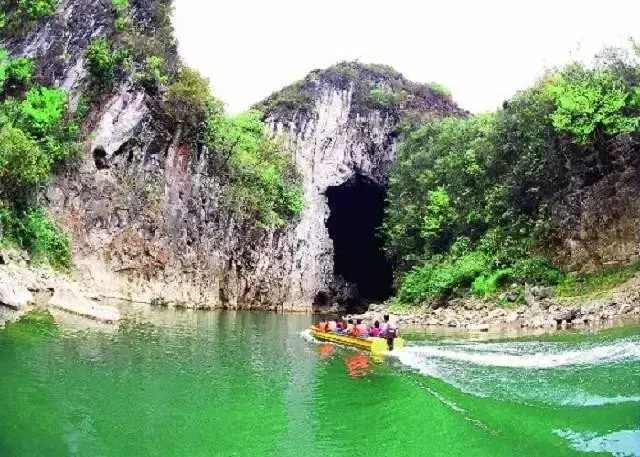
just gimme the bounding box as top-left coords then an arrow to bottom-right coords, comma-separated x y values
546,64 -> 640,143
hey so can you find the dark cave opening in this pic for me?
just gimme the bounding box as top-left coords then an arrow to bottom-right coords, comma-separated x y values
326,174 -> 393,307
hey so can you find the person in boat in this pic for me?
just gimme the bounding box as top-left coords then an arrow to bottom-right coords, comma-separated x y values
344,319 -> 355,334
380,314 -> 398,350
327,319 -> 337,332
316,320 -> 328,332
368,320 -> 381,337
355,319 -> 368,336
335,320 -> 344,333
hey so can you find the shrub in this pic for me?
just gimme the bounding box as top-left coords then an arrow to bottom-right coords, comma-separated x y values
5,57 -> 34,89
19,86 -> 66,136
366,89 -> 397,110
165,66 -> 211,135
426,82 -> 452,99
0,125 -> 51,189
0,47 -> 8,91
545,64 -> 640,143
396,251 -> 489,305
11,207 -> 70,269
137,55 -> 167,89
206,109 -> 303,227
17,0 -> 59,20
86,38 -> 115,85
471,269 -> 513,296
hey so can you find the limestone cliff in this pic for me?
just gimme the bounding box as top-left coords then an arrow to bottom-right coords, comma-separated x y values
2,1 -> 462,310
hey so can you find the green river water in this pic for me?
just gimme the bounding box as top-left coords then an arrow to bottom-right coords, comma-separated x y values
0,309 -> 638,457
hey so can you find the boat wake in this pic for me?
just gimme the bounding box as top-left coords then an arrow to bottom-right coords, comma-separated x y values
391,336 -> 640,407
397,339 -> 640,369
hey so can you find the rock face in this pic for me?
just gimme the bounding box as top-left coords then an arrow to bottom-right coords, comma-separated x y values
547,134 -> 640,272
9,1 -> 636,312
4,1 -> 463,311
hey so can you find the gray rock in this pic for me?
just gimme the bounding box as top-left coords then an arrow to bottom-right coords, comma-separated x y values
466,323 -> 489,331
0,282 -> 33,310
49,287 -> 120,324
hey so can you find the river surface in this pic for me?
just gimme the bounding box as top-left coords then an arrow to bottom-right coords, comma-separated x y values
0,309 -> 638,457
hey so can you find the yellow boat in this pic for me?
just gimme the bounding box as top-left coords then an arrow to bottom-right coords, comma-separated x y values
309,327 -> 405,356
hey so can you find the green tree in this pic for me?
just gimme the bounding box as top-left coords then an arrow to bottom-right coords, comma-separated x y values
546,64 -> 639,143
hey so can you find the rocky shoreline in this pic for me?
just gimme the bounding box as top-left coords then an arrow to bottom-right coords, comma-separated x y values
0,254 -> 120,326
2,245 -> 639,333
347,275 -> 640,332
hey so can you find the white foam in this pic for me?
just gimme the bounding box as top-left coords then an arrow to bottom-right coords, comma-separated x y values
400,340 -> 640,369
555,429 -> 640,457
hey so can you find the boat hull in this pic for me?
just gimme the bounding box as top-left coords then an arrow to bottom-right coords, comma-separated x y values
309,327 -> 404,355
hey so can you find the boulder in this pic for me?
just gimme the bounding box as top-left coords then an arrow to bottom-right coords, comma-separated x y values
525,284 -> 554,308
553,308 -> 578,323
0,282 -> 33,310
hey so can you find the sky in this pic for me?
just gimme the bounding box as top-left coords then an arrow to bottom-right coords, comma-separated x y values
173,0 -> 639,114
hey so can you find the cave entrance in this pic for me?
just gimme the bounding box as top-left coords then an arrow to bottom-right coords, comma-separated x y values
326,174 -> 393,309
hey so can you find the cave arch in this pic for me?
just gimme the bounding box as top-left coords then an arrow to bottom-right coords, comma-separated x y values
325,174 -> 393,306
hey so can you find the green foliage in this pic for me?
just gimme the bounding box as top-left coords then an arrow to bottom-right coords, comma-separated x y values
254,80 -> 315,115
425,82 -> 452,99
206,109 -> 303,227
7,207 -> 70,269
0,125 -> 51,189
384,114 -> 496,269
0,46 -> 8,91
5,57 -> 35,89
472,269 -> 513,296
385,47 -> 639,307
555,260 -> 640,298
165,66 -> 211,138
366,89 -> 398,110
546,64 -> 640,143
17,0 -> 58,19
137,56 -> 168,89
396,251 -> 490,304
20,86 -> 66,135
86,38 -> 115,85
111,0 -> 130,31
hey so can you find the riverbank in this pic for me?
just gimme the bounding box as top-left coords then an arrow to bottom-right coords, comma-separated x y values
0,252 -> 120,326
2,246 -> 639,332
348,274 -> 640,333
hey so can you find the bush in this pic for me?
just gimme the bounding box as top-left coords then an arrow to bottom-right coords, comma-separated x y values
0,125 -> 51,190
5,57 -> 34,89
165,66 -> 211,137
137,55 -> 167,89
426,82 -> 452,99
0,47 -> 8,91
546,64 -> 640,143
86,38 -> 115,85
19,86 -> 66,135
11,207 -> 70,269
396,251 -> 489,305
366,89 -> 397,110
206,109 -> 303,227
471,269 -> 513,296
17,0 -> 58,20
